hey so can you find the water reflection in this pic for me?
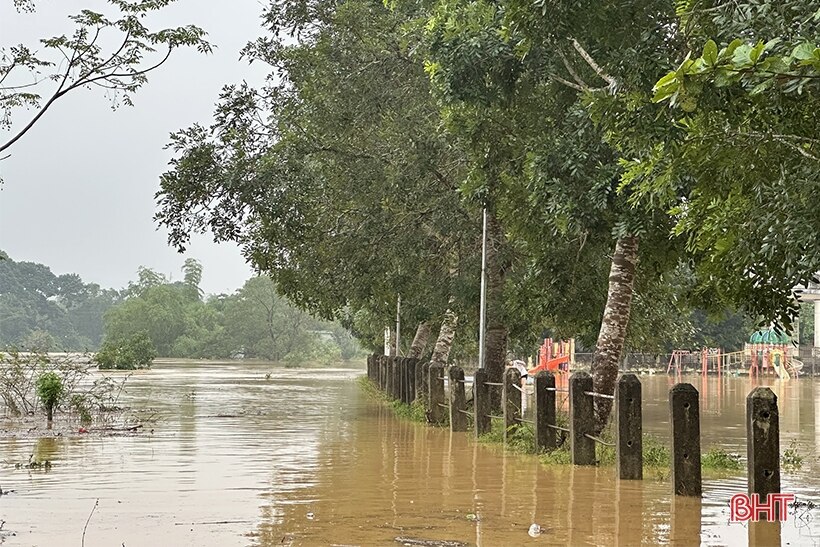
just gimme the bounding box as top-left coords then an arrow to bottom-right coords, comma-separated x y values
0,365 -> 818,546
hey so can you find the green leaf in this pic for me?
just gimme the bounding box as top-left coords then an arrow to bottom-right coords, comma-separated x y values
749,41 -> 765,64
702,40 -> 718,65
749,79 -> 772,95
792,43 -> 816,61
654,70 -> 678,90
652,85 -> 677,103
731,44 -> 753,67
722,39 -> 744,60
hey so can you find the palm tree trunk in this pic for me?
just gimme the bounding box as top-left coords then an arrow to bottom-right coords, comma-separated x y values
591,235 -> 639,433
409,322 -> 432,359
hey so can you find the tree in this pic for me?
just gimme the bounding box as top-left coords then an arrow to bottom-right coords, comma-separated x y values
1,0 -> 211,157
181,258 -> 204,301
155,0 -> 479,362
35,371 -> 63,422
637,2 -> 820,329
421,0 -> 683,425
95,332 -> 157,369
0,252 -> 115,350
104,274 -> 189,355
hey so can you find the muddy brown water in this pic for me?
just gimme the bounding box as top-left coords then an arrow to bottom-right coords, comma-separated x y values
1,363 -> 819,546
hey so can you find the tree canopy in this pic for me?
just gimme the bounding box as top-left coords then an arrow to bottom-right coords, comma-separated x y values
1,0 -> 211,156
152,0 -> 817,426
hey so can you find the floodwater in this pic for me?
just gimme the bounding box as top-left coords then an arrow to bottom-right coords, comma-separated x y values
1,363 -> 819,546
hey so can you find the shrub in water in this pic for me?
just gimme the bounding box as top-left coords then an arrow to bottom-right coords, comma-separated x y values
95,332 -> 157,370
35,371 -> 64,422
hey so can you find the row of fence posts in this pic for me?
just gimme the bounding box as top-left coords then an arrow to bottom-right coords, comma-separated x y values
366,354 -> 784,507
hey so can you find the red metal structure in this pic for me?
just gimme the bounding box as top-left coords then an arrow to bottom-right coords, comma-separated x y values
528,338 -> 574,375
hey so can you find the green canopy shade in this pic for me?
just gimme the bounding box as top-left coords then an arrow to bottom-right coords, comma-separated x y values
749,327 -> 791,345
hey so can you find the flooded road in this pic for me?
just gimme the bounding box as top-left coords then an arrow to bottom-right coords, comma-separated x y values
1,363 -> 819,546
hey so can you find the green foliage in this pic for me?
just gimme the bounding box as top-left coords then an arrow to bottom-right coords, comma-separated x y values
35,371 -> 63,420
702,447 -> 743,473
0,252 -> 119,350
783,439 -> 804,472
1,351 -> 127,424
642,434 -> 670,469
356,376 -> 427,422
626,1 -> 820,329
95,332 -> 157,370
1,0 -> 211,155
390,399 -> 428,423
799,302 -> 815,347
654,39 -> 820,107
155,0 -> 482,357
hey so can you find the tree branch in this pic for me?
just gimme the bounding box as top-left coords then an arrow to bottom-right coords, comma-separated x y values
570,38 -> 619,92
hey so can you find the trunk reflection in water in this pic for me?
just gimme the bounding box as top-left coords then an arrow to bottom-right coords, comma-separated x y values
0,364 -> 818,546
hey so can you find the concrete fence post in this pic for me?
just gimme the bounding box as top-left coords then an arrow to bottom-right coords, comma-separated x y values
421,362 -> 431,404
670,383 -> 702,497
534,371 -> 556,452
390,356 -> 401,399
616,373 -> 642,480
398,358 -> 407,403
379,355 -> 387,392
503,367 -> 522,444
414,360 -> 425,402
449,366 -> 467,432
474,369 -> 491,436
747,387 -> 780,516
384,355 -> 393,397
428,363 -> 446,425
404,358 -> 418,405
570,371 -> 595,465
394,357 -> 404,400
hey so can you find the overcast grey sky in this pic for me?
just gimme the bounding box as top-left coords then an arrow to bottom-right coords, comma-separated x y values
0,0 -> 269,295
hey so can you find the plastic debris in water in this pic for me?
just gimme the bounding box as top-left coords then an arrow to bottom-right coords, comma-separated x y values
528,524 -> 542,537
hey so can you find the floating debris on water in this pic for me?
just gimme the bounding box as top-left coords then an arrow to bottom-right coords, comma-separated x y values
394,537 -> 469,546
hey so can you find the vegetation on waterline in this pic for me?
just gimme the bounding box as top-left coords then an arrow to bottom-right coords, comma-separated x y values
1,351 -> 131,426
94,332 -> 157,370
356,376 -> 432,424
35,371 -> 63,422
473,414 -> 746,476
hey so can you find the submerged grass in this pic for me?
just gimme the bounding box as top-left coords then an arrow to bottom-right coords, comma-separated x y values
356,375 -> 427,423
358,376 -> 752,478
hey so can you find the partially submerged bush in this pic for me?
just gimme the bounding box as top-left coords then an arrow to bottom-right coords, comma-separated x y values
0,350 -> 130,425
95,333 -> 157,370
782,439 -> 803,472
35,372 -> 64,422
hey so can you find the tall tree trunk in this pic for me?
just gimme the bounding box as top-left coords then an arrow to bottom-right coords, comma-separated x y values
431,306 -> 458,366
591,235 -> 639,433
484,212 -> 509,411
409,322 -> 431,359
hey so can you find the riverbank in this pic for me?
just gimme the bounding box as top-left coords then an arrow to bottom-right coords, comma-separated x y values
356,374 -> 794,480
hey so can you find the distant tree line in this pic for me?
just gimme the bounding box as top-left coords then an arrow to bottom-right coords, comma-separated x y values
0,250 -> 119,350
0,253 -> 362,364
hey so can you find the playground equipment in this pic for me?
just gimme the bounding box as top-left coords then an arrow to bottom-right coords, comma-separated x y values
528,337 -> 574,375
745,327 -> 801,379
665,326 -> 804,379
667,348 -> 724,377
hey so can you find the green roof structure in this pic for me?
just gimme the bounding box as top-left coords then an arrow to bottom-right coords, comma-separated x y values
749,327 -> 791,345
